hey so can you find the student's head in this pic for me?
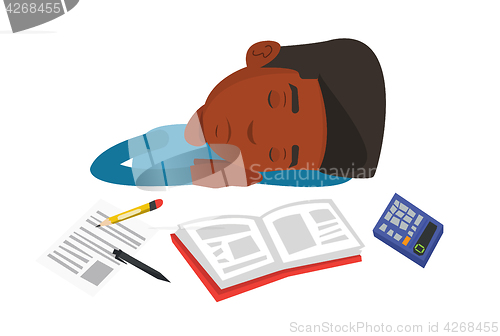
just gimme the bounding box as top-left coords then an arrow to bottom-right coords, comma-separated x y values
185,41 -> 327,171
185,39 -> 385,177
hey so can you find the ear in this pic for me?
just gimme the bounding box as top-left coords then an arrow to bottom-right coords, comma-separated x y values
246,41 -> 281,68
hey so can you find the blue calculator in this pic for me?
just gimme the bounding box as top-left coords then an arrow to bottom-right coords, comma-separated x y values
373,193 -> 443,267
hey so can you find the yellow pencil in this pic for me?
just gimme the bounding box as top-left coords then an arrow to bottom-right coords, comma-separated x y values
96,199 -> 163,227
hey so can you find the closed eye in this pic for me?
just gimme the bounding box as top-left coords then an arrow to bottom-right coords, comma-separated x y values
267,90 -> 282,108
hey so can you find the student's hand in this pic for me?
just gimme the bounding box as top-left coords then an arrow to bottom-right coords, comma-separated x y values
185,107 -> 207,146
190,159 -> 262,188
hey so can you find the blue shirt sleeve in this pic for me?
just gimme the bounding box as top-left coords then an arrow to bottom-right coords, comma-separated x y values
90,127 -> 176,186
91,124 -> 351,187
259,170 -> 351,187
91,125 -> 219,186
90,139 -> 136,186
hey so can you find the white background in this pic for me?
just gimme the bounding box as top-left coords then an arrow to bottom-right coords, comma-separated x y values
1,1 -> 499,335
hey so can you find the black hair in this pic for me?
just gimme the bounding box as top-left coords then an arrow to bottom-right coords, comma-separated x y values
263,39 -> 385,178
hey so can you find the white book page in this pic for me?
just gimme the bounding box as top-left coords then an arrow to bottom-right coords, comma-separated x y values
261,200 -> 362,264
179,217 -> 274,281
38,200 -> 157,296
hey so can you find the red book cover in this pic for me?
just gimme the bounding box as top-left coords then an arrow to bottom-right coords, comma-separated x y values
171,233 -> 362,302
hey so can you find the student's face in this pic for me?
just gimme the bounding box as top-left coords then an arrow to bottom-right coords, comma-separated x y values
197,67 -> 327,171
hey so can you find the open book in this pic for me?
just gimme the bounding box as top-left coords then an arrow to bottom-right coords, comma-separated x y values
172,199 -> 364,301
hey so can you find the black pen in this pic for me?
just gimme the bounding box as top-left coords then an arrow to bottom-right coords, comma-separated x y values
113,249 -> 170,282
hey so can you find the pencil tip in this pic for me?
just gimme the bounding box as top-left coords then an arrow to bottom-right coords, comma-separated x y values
96,225 -> 100,227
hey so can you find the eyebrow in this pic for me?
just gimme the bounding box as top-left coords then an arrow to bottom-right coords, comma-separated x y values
289,145 -> 299,168
289,84 -> 299,113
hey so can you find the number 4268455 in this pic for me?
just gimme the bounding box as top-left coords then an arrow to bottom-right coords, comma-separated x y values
444,322 -> 498,333
6,3 -> 62,14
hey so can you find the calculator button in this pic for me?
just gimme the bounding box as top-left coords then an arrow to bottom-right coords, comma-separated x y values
390,217 -> 400,226
384,212 -> 392,221
415,215 -> 423,226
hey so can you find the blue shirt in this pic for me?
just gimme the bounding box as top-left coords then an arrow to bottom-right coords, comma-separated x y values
90,125 -> 350,187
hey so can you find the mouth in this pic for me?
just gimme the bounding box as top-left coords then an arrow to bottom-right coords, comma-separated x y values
226,118 -> 232,143
247,121 -> 256,145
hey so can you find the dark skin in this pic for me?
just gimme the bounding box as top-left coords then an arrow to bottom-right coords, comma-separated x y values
185,41 -> 327,186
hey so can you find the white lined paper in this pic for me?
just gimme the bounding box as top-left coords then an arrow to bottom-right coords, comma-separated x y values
38,200 -> 157,295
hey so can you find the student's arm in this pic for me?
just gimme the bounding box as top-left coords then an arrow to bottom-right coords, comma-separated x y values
190,159 -> 262,187
259,170 -> 351,187
90,131 -> 168,186
188,160 -> 350,187
90,139 -> 136,186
